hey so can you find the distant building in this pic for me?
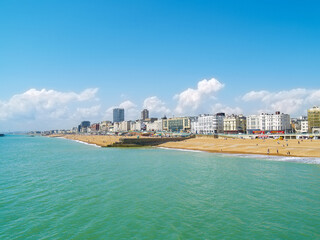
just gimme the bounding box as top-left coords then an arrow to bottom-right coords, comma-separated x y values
80,121 -> 91,128
246,111 -> 291,134
100,121 -> 113,132
90,123 -> 100,132
141,109 -> 149,120
113,108 -> 124,123
130,120 -> 145,131
308,106 -> 320,133
223,114 -> 246,134
163,117 -> 191,132
119,121 -> 131,132
78,121 -> 90,133
192,114 -> 225,134
291,116 -> 308,133
146,119 -> 163,132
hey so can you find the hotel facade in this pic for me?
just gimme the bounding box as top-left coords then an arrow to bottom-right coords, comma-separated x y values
192,113 -> 225,134
246,111 -> 291,134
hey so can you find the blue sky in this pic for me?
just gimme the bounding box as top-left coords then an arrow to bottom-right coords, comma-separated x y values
1,0 -> 320,131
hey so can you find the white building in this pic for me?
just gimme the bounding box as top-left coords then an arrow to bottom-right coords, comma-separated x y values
146,119 -> 163,131
247,111 -> 291,133
130,120 -> 146,131
119,121 -> 131,132
192,114 -> 225,134
301,120 -> 308,133
113,121 -> 131,132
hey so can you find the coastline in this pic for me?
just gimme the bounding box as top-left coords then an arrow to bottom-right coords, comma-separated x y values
158,137 -> 320,158
157,146 -> 320,164
50,134 -> 320,158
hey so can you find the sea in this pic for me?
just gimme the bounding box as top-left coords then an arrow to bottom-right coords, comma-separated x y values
1,135 -> 320,239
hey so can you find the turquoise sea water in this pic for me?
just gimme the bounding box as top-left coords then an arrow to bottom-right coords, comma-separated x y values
1,135 -> 320,239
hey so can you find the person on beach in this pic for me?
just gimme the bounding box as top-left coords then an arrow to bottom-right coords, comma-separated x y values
267,148 -> 270,154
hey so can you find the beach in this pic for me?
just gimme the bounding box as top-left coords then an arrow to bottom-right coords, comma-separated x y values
52,135 -> 320,158
56,135 -> 121,147
159,137 -> 320,158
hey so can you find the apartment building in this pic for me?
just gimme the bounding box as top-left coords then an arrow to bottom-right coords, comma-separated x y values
192,113 -> 225,134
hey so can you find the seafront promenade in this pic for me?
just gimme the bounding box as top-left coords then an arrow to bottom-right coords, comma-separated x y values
51,134 -> 320,158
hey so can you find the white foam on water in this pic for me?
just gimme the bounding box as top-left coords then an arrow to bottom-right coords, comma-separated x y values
157,147 -> 206,153
158,147 -> 320,164
231,154 -> 320,165
56,137 -> 101,148
72,140 -> 101,148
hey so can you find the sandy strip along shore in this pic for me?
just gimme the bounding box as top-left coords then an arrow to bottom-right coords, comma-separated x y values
159,137 -> 320,158
50,135 -> 320,158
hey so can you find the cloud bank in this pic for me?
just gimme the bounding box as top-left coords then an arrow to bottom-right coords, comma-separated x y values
242,88 -> 320,115
0,88 -> 100,130
0,88 -> 99,121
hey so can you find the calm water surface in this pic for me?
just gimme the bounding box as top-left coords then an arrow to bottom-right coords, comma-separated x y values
1,135 -> 320,239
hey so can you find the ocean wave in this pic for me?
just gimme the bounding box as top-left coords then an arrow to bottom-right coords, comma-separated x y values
57,137 -> 101,148
157,147 -> 320,164
72,140 -> 101,148
157,147 -> 205,153
229,154 -> 320,165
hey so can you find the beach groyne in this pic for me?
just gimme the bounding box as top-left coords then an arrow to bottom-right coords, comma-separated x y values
111,136 -> 193,147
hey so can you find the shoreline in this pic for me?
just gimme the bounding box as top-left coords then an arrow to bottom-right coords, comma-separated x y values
50,134 -> 320,158
158,137 -> 320,158
157,145 -> 298,157
157,146 -> 320,164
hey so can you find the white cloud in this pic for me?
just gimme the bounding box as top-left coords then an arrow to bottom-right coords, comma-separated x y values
74,105 -> 101,119
0,88 -> 100,130
241,90 -> 270,102
119,100 -> 136,109
174,78 -> 224,115
0,88 -> 99,121
143,96 -> 170,117
241,88 -> 320,115
212,103 -> 243,115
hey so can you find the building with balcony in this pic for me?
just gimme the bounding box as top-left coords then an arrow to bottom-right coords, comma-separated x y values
223,114 -> 246,134
192,113 -> 225,134
308,106 -> 320,133
246,111 -> 291,134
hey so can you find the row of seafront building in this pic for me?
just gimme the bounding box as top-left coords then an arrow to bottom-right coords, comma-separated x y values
41,106 -> 320,136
